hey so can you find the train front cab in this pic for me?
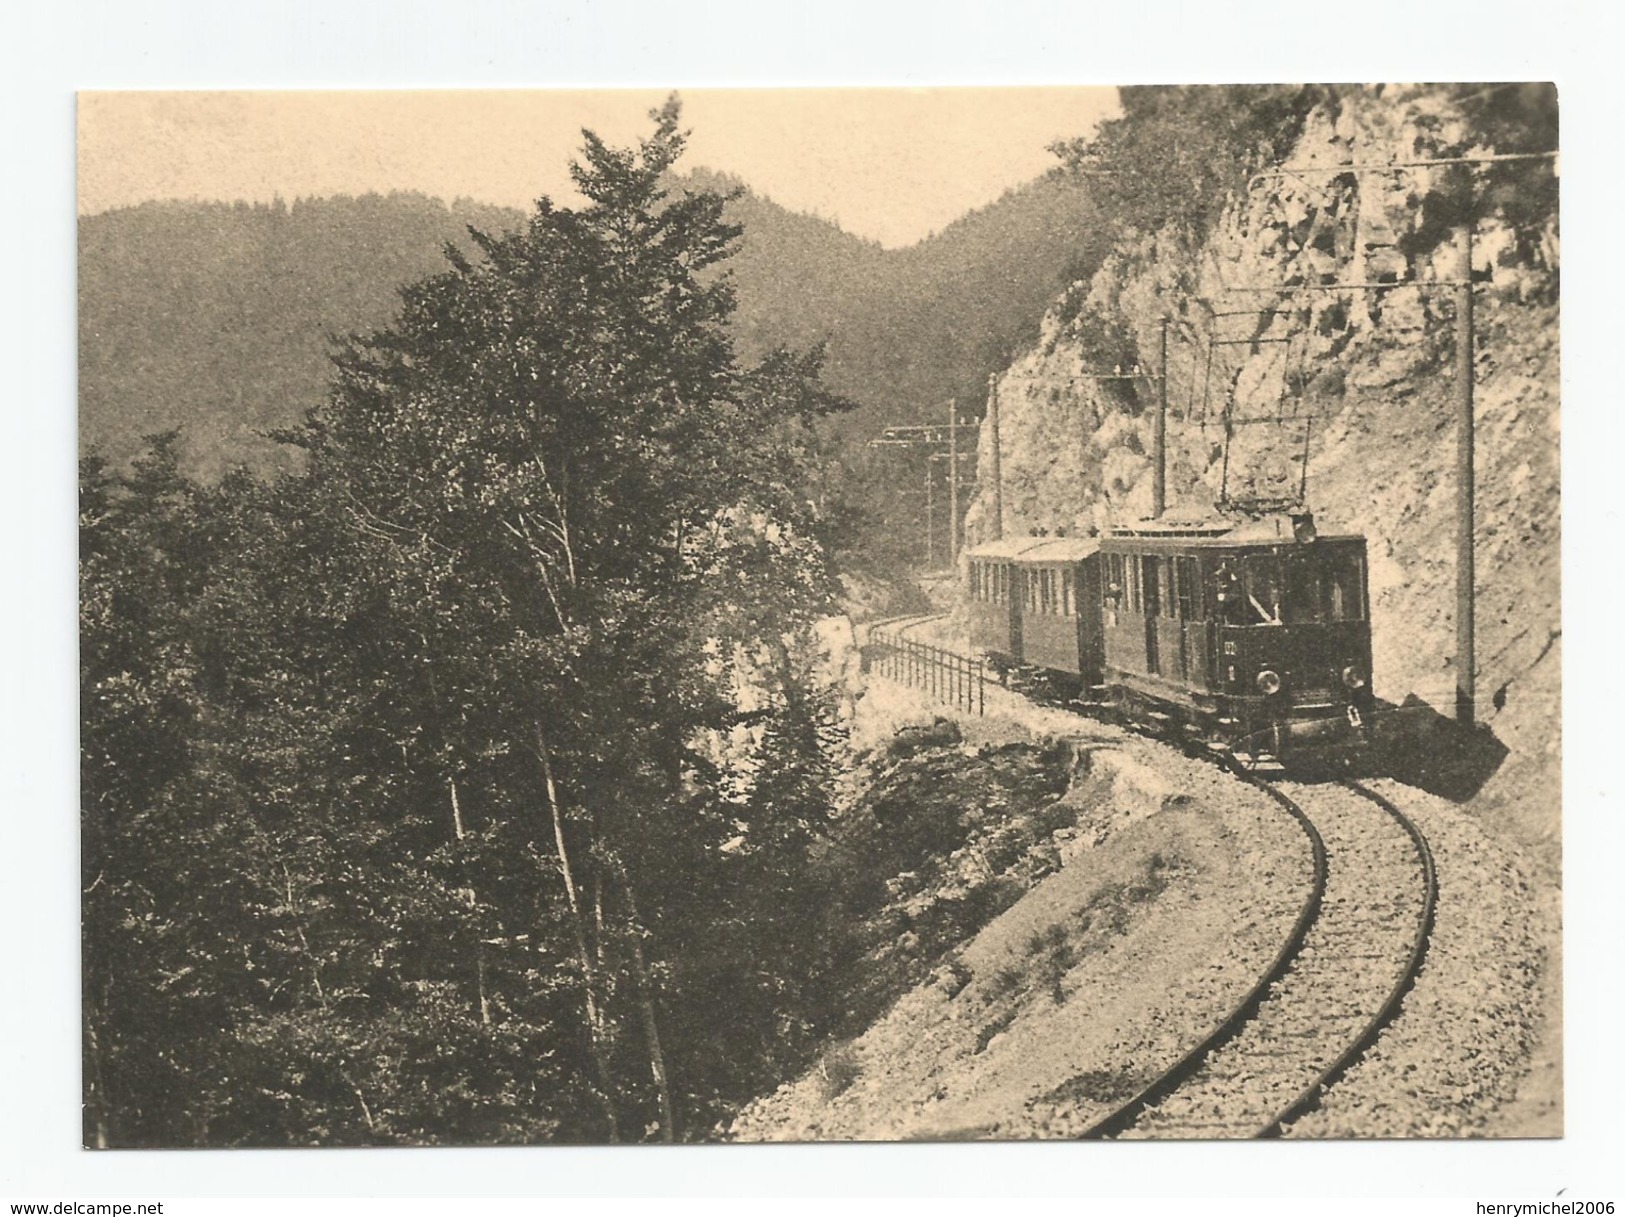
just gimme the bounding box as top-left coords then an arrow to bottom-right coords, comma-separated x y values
1212,537 -> 1373,757
1098,525 -> 1373,759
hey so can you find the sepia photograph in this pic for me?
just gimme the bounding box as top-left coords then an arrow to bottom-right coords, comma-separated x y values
72,80 -> 1564,1152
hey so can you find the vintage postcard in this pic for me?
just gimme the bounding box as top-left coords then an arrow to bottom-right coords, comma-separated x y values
77,84 -> 1560,1148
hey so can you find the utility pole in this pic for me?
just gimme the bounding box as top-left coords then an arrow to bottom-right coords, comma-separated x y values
1153,316 -> 1169,518
988,373 -> 1003,540
1455,223 -> 1476,727
925,460 -> 935,567
868,418 -> 971,571
948,397 -> 959,563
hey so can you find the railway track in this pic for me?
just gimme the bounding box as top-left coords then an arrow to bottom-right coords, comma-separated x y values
1085,779 -> 1436,1139
868,614 -> 1440,1139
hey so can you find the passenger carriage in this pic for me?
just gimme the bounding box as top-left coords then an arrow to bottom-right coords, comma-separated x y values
965,536 -> 1103,680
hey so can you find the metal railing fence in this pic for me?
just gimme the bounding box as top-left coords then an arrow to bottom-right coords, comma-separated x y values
867,628 -> 986,716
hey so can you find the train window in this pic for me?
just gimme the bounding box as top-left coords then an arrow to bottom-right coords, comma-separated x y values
1062,569 -> 1074,618
1139,557 -> 1160,617
1285,549 -> 1367,623
1240,555 -> 1285,625
1175,557 -> 1199,619
1327,550 -> 1366,621
1214,560 -> 1246,624
1283,561 -> 1320,625
1159,559 -> 1178,620
1125,557 -> 1142,614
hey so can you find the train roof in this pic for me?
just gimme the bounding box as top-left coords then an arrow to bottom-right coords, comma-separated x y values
1100,509 -> 1364,549
965,512 -> 1365,562
964,535 -> 1101,563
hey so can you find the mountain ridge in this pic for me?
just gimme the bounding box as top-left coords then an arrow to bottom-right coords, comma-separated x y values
79,170 -> 1103,479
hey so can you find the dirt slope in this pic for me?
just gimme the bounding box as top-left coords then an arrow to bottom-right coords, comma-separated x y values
734,683 -> 1311,1141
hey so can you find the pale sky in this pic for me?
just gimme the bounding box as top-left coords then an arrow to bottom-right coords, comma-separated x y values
78,88 -> 1120,248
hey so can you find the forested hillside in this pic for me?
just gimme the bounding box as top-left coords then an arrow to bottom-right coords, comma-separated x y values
79,194 -> 523,479
79,169 -> 1101,480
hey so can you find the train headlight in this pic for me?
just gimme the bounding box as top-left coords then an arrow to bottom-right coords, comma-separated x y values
1255,669 -> 1283,696
1341,666 -> 1366,690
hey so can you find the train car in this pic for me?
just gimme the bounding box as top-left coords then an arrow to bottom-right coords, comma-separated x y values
964,536 -> 1103,682
1098,509 -> 1372,760
964,536 -> 1045,662
1009,537 -> 1105,683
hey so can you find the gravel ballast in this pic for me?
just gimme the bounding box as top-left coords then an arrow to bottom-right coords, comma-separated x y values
1284,776 -> 1551,1138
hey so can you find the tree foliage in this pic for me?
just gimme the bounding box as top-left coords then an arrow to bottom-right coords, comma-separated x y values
1397,83 -> 1560,267
1051,85 -> 1336,243
81,98 -> 860,1146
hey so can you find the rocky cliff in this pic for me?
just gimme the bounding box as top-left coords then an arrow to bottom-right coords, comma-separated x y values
967,85 -> 1559,854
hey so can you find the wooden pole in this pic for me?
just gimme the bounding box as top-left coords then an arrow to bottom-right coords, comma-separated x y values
988,373 -> 1004,540
925,459 -> 935,568
948,398 -> 959,563
1153,317 -> 1168,518
1455,224 -> 1476,726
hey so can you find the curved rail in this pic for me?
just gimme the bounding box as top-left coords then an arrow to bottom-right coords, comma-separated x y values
1256,779 -> 1438,1137
870,618 -> 1437,1140
1076,776 -> 1435,1140
1075,777 -> 1328,1139
864,612 -> 947,637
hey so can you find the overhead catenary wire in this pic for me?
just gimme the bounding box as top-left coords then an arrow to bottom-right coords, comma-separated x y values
1249,150 -> 1558,187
